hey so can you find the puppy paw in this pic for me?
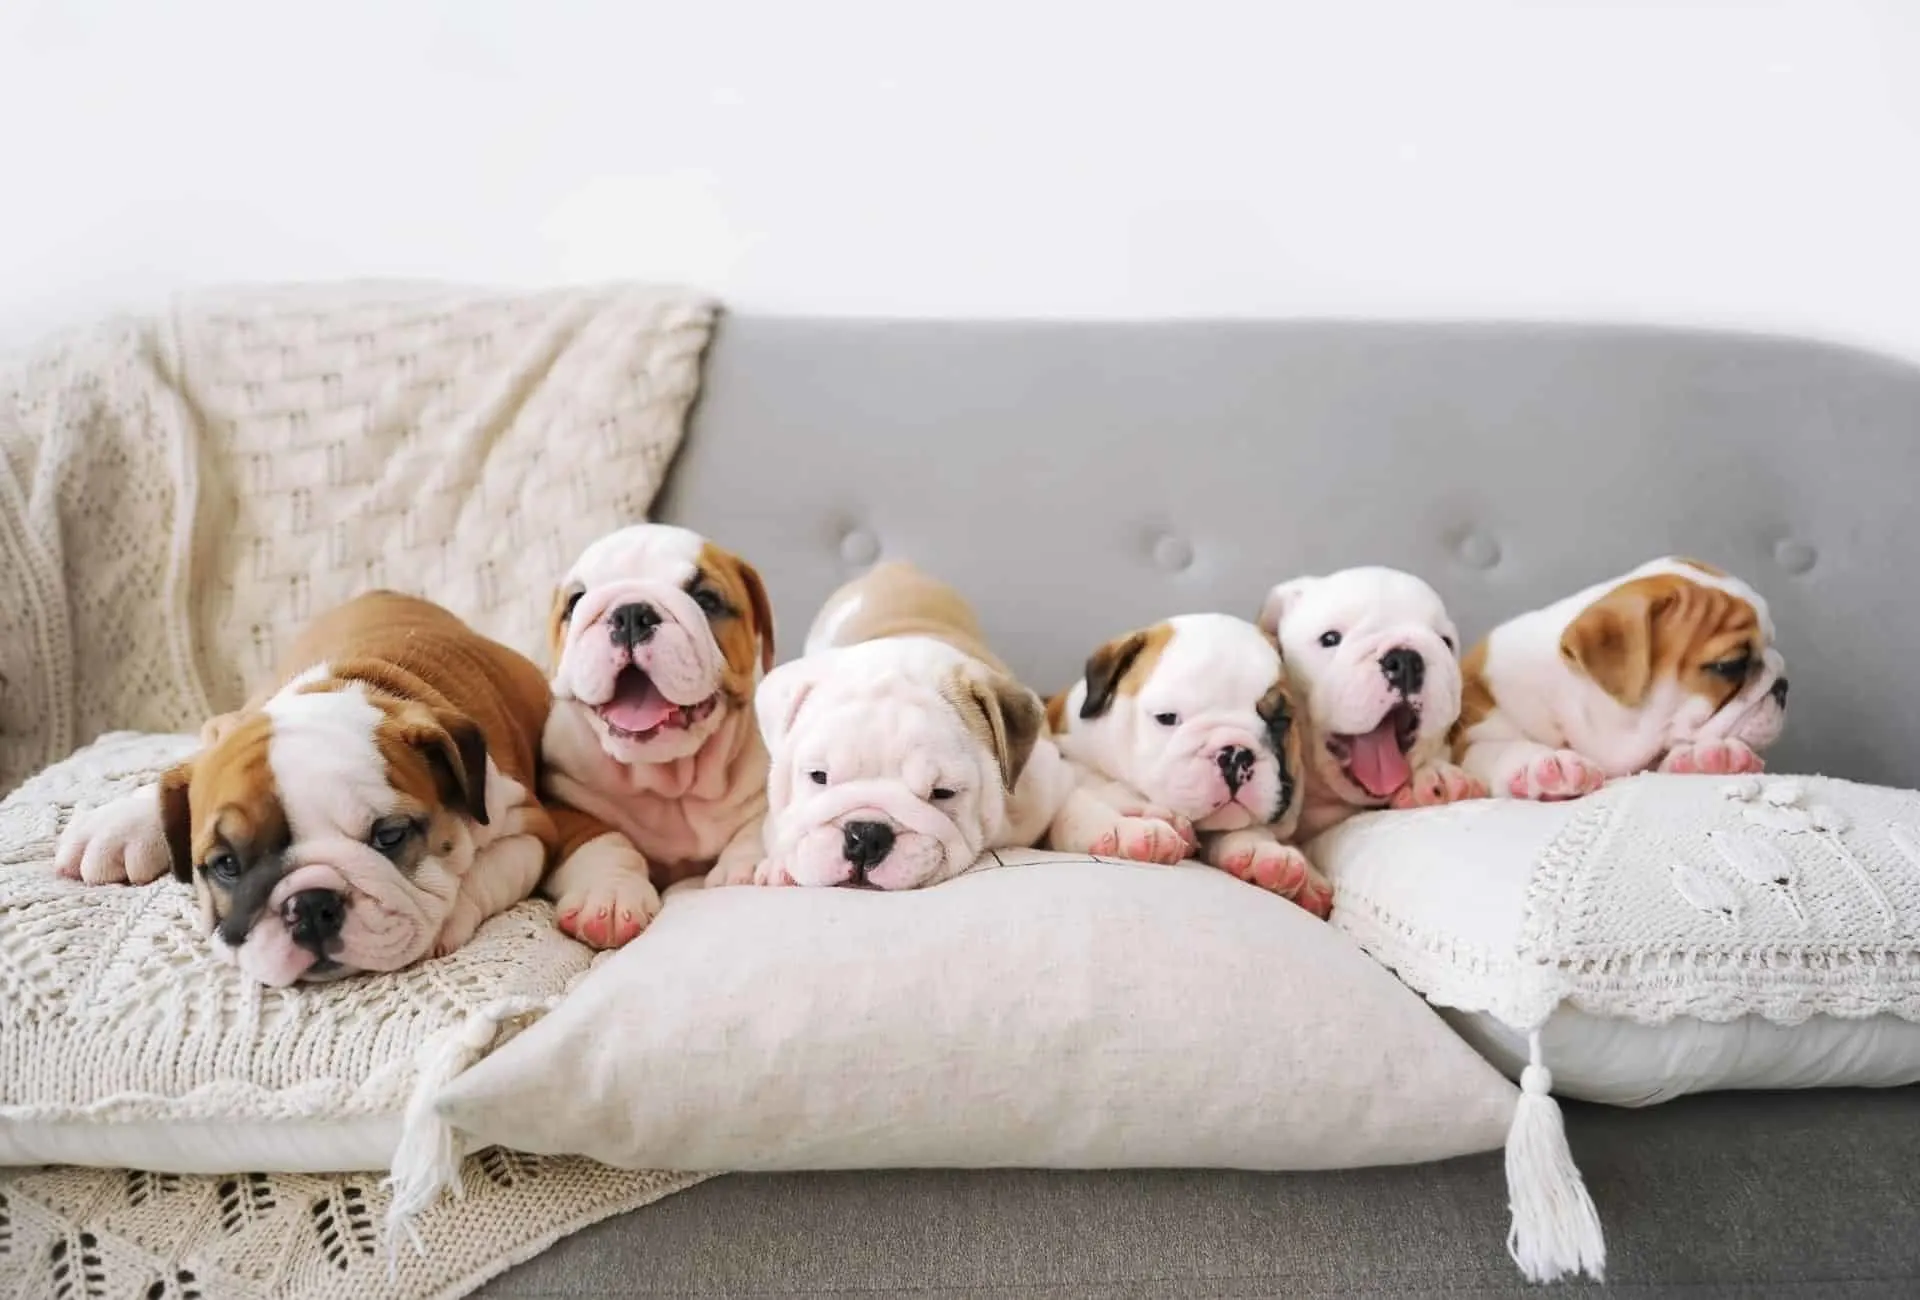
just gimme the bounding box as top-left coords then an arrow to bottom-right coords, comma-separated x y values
1661,739 -> 1765,777
752,857 -> 797,887
54,788 -> 172,885
1110,803 -> 1201,852
705,852 -> 761,888
1507,750 -> 1608,801
1391,762 -> 1489,810
1215,840 -> 1333,918
1089,816 -> 1190,866
430,897 -> 486,959
555,872 -> 662,948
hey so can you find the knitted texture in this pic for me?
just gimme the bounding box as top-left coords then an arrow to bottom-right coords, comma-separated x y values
1327,773 -> 1920,1030
0,1155 -> 707,1300
0,282 -> 715,797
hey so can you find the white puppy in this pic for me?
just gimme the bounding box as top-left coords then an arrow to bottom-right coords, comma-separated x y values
1046,614 -> 1329,917
1455,556 -> 1789,799
541,524 -> 775,944
1259,566 -> 1486,839
756,561 -> 1071,890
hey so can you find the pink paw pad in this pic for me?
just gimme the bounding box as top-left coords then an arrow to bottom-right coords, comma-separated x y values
1514,751 -> 1606,801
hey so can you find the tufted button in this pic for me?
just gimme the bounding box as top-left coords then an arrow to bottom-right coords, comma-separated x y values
1774,538 -> 1817,575
1456,532 -> 1501,570
839,528 -> 880,566
1152,534 -> 1194,573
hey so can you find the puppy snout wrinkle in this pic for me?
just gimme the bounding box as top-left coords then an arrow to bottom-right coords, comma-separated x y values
842,820 -> 896,871
1216,745 -> 1256,794
284,889 -> 346,956
1770,677 -> 1789,706
608,602 -> 663,648
1379,647 -> 1425,696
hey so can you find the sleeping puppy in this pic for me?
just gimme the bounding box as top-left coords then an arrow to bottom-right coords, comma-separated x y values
1046,614 -> 1330,917
755,561 -> 1071,890
1258,567 -> 1486,840
1454,556 -> 1788,799
541,524 -> 775,942
54,592 -> 558,987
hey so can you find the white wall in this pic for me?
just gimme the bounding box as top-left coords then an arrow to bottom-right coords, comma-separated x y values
5,1 -> 1919,357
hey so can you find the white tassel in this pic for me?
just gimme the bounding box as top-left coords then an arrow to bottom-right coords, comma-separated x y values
382,994 -> 560,1270
1504,1030 -> 1606,1283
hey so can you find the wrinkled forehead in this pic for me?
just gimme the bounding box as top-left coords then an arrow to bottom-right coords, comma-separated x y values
1301,569 -> 1453,634
568,524 -> 706,588
1152,616 -> 1283,707
260,683 -> 413,830
805,675 -> 974,753
1628,559 -> 1776,643
191,714 -> 290,848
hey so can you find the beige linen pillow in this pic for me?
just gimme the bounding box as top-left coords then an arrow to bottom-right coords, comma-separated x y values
429,852 -> 1517,1174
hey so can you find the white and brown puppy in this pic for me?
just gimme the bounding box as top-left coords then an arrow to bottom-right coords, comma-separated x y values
1259,567 -> 1486,839
541,524 -> 775,944
755,561 -> 1070,890
54,592 -> 558,987
1454,556 -> 1789,799
1045,614 -> 1330,916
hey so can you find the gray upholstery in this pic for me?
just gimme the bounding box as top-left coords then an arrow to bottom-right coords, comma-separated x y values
484,318 -> 1920,1295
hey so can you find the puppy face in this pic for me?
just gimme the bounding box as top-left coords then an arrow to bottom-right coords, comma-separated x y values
1558,562 -> 1787,754
157,673 -> 492,987
549,524 -> 774,764
1058,614 -> 1302,835
1259,567 -> 1463,805
757,640 -> 1042,890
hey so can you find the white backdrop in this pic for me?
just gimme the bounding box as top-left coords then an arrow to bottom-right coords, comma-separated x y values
4,1 -> 1918,356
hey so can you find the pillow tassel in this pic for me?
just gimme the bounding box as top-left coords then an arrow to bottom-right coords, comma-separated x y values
383,994 -> 562,1269
1504,1029 -> 1606,1284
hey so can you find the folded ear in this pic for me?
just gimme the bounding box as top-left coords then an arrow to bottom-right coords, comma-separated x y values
736,556 -> 778,674
1560,585 -> 1671,707
398,707 -> 492,825
947,667 -> 1045,791
755,657 -> 822,752
1079,630 -> 1149,720
159,759 -> 197,882
1257,577 -> 1317,637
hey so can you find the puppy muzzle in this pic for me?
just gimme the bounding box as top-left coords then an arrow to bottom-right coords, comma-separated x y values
559,580 -> 726,740
773,777 -> 975,890
226,848 -> 444,987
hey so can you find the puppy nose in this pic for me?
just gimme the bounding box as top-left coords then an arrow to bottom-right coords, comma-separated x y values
841,820 -> 896,872
284,889 -> 346,953
1379,647 -> 1425,696
1770,677 -> 1789,706
1216,745 -> 1256,794
608,602 -> 663,648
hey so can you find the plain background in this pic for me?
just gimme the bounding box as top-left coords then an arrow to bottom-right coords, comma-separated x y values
4,1 -> 1918,357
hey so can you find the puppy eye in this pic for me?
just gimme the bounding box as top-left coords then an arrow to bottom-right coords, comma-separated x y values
808,769 -> 828,786
562,590 -> 584,621
1319,631 -> 1342,649
1442,635 -> 1456,653
930,787 -> 957,801
692,588 -> 727,616
369,817 -> 414,854
1153,712 -> 1179,727
204,850 -> 240,883
1705,655 -> 1753,681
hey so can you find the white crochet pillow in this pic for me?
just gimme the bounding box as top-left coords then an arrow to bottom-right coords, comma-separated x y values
1312,771 -> 1920,1282
0,732 -> 595,1175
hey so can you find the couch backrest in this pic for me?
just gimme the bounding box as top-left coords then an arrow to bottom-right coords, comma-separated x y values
657,318 -> 1920,786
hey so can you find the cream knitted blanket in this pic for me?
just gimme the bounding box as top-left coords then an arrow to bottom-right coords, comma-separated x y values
0,282 -> 715,797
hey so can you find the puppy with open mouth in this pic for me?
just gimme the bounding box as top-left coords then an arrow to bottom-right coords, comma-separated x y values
542,524 -> 775,944
754,561 -> 1071,891
1045,614 -> 1329,916
1258,566 -> 1487,840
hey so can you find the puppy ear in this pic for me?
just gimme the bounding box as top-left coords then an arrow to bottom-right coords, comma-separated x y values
159,759 -> 197,882
948,669 -> 1045,791
735,556 -> 778,674
547,587 -> 576,673
399,707 -> 492,825
1079,631 -> 1148,720
1256,578 -> 1316,637
755,658 -> 821,751
1560,584 -> 1674,707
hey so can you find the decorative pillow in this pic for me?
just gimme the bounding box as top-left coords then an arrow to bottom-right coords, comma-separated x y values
407,852 -> 1519,1209
1313,771 -> 1920,1283
0,732 -> 595,1176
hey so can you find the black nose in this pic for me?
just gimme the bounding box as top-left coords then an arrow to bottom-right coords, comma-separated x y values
842,820 -> 897,872
1379,647 -> 1425,696
608,602 -> 663,649
284,889 -> 345,954
1770,677 -> 1789,706
1216,745 -> 1256,794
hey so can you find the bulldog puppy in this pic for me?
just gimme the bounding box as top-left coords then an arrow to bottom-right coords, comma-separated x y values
541,524 -> 775,944
1046,614 -> 1331,917
1454,556 -> 1789,800
754,561 -> 1070,890
54,593 -> 558,987
1258,567 -> 1486,839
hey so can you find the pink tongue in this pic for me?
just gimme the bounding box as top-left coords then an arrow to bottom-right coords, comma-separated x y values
603,672 -> 674,733
1347,719 -> 1411,798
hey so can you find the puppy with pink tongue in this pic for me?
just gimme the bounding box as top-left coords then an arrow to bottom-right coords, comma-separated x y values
1258,567 -> 1487,839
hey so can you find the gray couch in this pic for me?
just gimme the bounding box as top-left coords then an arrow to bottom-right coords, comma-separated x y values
482,318 -> 1920,1297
